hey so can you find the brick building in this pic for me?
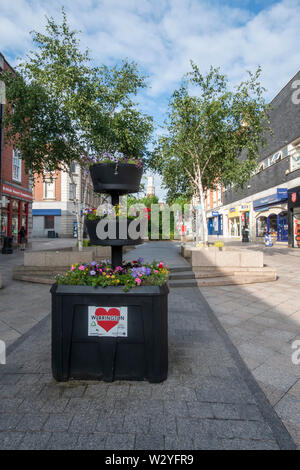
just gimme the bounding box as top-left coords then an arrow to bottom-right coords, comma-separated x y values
0,52 -> 33,249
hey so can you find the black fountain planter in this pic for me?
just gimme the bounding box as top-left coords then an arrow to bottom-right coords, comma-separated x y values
51,162 -> 169,383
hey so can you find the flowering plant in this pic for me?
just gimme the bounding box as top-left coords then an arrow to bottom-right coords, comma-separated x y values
84,204 -> 140,221
87,151 -> 143,168
55,258 -> 168,292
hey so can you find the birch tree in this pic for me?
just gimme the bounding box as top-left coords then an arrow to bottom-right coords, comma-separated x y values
151,63 -> 269,245
1,9 -> 152,250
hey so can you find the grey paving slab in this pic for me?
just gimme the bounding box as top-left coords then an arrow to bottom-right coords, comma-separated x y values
0,241 -> 297,450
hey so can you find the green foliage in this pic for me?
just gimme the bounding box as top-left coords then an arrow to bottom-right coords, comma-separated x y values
149,62 -> 270,200
1,8 -> 153,175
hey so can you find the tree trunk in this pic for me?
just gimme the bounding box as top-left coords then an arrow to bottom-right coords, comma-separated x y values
196,166 -> 208,246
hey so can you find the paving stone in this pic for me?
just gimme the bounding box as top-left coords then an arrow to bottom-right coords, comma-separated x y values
61,385 -> 87,398
123,414 -> 150,434
150,415 -> 177,436
0,242 -> 296,450
275,394 -> 300,427
46,432 -> 79,450
0,413 -> 23,431
0,398 -> 23,413
69,413 -> 99,433
135,433 -> 164,450
16,413 -> 49,431
165,436 -> 193,450
64,398 -> 92,414
40,398 -> 69,413
221,438 -> 280,450
19,431 -> 52,450
105,433 -> 135,450
0,431 -> 25,450
211,403 -> 263,421
43,414 -> 73,432
77,432 -> 107,450
95,413 -> 125,433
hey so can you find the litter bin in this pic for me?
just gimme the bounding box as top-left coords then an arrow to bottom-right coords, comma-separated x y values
2,236 -> 13,254
48,230 -> 56,238
242,228 -> 249,243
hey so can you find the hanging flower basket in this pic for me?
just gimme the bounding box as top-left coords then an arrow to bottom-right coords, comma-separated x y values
85,218 -> 145,246
89,163 -> 143,194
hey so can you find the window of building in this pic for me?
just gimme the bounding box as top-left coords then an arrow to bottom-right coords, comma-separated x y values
44,181 -> 55,199
213,190 -> 217,206
12,150 -> 22,182
44,216 -> 54,229
256,216 -> 268,237
69,183 -> 76,200
71,162 -> 77,173
291,154 -> 300,172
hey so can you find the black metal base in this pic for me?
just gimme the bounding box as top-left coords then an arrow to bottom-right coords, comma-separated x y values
51,284 -> 169,383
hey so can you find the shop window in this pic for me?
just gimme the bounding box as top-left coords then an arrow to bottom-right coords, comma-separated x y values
268,214 -> 278,237
256,216 -> 267,237
44,216 -> 54,229
44,181 -> 55,199
12,150 -> 22,182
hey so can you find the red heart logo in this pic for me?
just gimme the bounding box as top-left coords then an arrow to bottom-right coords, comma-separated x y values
95,307 -> 120,332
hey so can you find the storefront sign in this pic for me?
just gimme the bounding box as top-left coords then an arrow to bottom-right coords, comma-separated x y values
2,184 -> 33,201
228,207 -> 239,218
239,204 -> 250,211
253,188 -> 288,210
212,211 -> 219,217
88,306 -> 128,337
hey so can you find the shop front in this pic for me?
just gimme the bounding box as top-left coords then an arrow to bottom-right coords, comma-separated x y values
227,204 -> 251,239
288,186 -> 300,248
207,211 -> 223,236
0,184 -> 32,247
253,188 -> 288,242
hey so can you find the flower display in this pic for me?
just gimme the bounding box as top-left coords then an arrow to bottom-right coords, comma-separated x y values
84,203 -> 148,222
88,151 -> 143,168
55,259 -> 168,292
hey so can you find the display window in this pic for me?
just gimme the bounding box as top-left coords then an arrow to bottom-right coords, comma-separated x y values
294,210 -> 300,248
229,217 -> 240,237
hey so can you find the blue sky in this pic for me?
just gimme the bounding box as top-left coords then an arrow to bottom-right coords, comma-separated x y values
1,0 -> 300,200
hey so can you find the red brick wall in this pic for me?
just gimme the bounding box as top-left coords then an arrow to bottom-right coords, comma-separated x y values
33,171 -> 61,202
1,55 -> 30,192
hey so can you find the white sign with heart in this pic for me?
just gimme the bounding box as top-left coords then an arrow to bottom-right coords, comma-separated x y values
88,306 -> 128,337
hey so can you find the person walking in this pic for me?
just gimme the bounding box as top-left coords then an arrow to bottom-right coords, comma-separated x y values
19,226 -> 26,251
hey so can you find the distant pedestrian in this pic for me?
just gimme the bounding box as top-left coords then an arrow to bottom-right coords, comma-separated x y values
19,226 -> 26,251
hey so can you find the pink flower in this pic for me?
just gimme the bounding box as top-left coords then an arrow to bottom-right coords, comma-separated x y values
78,265 -> 85,271
70,266 -> 75,271
135,278 -> 141,285
154,270 -> 158,274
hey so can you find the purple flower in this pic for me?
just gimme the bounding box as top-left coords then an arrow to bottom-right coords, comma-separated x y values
137,257 -> 144,264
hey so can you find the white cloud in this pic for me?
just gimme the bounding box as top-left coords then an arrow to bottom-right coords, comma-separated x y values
0,0 -> 300,108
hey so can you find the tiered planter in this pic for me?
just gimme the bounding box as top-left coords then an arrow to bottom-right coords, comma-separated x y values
51,161 -> 168,383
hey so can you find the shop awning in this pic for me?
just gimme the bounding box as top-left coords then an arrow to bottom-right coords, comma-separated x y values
32,209 -> 61,216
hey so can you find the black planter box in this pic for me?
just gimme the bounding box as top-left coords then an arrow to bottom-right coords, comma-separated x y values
51,284 -> 169,383
90,163 -> 142,194
85,218 -> 145,246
